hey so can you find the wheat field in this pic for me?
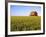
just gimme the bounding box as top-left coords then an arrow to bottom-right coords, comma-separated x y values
11,16 -> 41,31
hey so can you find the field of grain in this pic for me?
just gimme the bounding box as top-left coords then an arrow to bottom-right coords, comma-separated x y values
11,16 -> 41,31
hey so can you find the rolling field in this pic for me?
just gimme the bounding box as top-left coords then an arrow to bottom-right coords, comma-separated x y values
11,16 -> 41,31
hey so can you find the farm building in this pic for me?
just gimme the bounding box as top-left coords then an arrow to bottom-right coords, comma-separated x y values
30,11 -> 38,16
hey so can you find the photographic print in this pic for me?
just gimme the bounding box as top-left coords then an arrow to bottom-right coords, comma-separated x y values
10,4 -> 41,31
7,1 -> 45,36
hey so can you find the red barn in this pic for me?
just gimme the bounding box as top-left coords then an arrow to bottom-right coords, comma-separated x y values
30,11 -> 38,16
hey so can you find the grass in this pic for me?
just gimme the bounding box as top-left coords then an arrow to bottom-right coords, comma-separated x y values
11,16 -> 41,31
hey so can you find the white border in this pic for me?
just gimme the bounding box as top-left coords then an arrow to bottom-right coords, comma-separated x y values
8,3 -> 43,35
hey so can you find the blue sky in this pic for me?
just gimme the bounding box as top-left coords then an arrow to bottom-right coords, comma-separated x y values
10,5 -> 41,16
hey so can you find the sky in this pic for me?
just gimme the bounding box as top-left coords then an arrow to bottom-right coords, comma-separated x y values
10,5 -> 41,16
